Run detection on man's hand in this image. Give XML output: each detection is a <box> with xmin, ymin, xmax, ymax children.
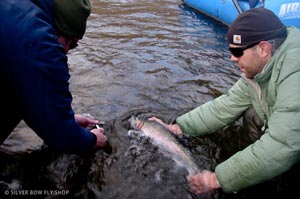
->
<box><xmin>187</xmin><ymin>170</ymin><xmax>220</xmax><ymax>195</ymax></box>
<box><xmin>75</xmin><ymin>114</ymin><xmax>108</xmax><ymax>148</ymax></box>
<box><xmin>75</xmin><ymin>114</ymin><xmax>99</xmax><ymax>128</ymax></box>
<box><xmin>148</xmin><ymin>117</ymin><xmax>183</xmax><ymax>136</ymax></box>
<box><xmin>91</xmin><ymin>128</ymin><xmax>107</xmax><ymax>148</ymax></box>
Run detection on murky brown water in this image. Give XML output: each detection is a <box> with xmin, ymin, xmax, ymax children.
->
<box><xmin>68</xmin><ymin>0</ymin><xmax>238</xmax><ymax>121</ymax></box>
<box><xmin>1</xmin><ymin>0</ymin><xmax>298</xmax><ymax>199</ymax></box>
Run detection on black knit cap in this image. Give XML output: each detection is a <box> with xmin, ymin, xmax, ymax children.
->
<box><xmin>53</xmin><ymin>0</ymin><xmax>91</xmax><ymax>38</ymax></box>
<box><xmin>227</xmin><ymin>7</ymin><xmax>287</xmax><ymax>46</ymax></box>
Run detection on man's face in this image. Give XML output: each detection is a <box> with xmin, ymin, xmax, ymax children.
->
<box><xmin>57</xmin><ymin>35</ymin><xmax>79</xmax><ymax>54</ymax></box>
<box><xmin>229</xmin><ymin>42</ymin><xmax>269</xmax><ymax>79</ymax></box>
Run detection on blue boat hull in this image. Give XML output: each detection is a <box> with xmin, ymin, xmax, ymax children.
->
<box><xmin>183</xmin><ymin>0</ymin><xmax>300</xmax><ymax>27</ymax></box>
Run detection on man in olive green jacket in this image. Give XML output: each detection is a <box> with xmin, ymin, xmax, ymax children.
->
<box><xmin>151</xmin><ymin>7</ymin><xmax>300</xmax><ymax>194</ymax></box>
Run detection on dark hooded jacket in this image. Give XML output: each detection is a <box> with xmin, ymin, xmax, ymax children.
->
<box><xmin>0</xmin><ymin>0</ymin><xmax>96</xmax><ymax>153</ymax></box>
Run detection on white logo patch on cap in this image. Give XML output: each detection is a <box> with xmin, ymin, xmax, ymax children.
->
<box><xmin>233</xmin><ymin>34</ymin><xmax>242</xmax><ymax>44</ymax></box>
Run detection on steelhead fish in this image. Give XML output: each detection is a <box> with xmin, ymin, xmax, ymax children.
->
<box><xmin>128</xmin><ymin>115</ymin><xmax>200</xmax><ymax>175</ymax></box>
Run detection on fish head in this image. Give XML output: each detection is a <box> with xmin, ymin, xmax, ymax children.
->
<box><xmin>128</xmin><ymin>115</ymin><xmax>143</xmax><ymax>130</ymax></box>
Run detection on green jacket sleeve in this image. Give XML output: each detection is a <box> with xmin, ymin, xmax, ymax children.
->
<box><xmin>176</xmin><ymin>78</ymin><xmax>252</xmax><ymax>137</ymax></box>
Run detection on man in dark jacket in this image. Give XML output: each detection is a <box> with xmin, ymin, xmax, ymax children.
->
<box><xmin>0</xmin><ymin>0</ymin><xmax>107</xmax><ymax>154</ymax></box>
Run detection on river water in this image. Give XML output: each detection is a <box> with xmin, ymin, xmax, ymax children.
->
<box><xmin>68</xmin><ymin>0</ymin><xmax>239</xmax><ymax>120</ymax></box>
<box><xmin>0</xmin><ymin>0</ymin><xmax>298</xmax><ymax>199</ymax></box>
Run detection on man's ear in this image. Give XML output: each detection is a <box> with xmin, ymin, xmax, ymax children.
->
<box><xmin>257</xmin><ymin>41</ymin><xmax>273</xmax><ymax>58</ymax></box>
